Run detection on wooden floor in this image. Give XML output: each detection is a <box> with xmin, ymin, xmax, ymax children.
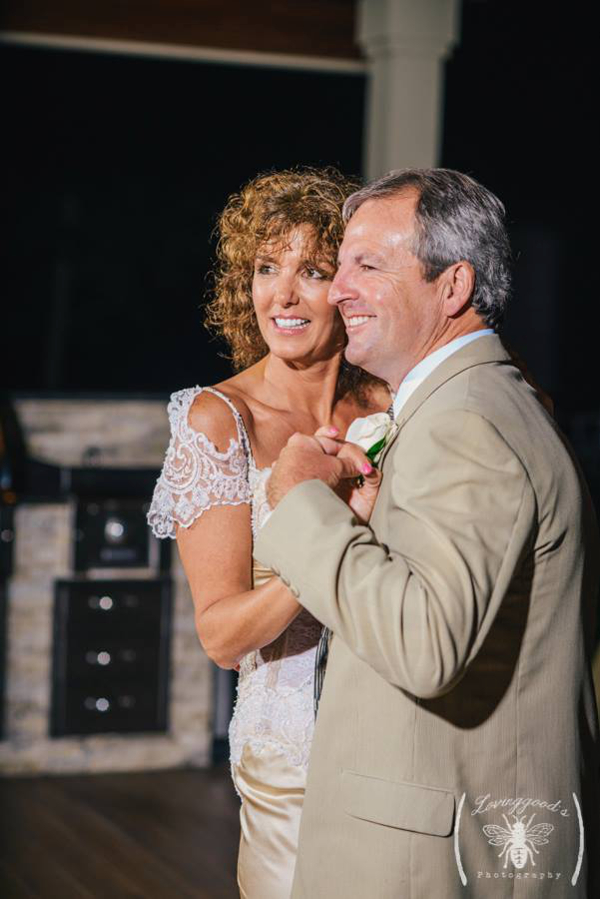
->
<box><xmin>0</xmin><ymin>766</ymin><xmax>241</xmax><ymax>899</ymax></box>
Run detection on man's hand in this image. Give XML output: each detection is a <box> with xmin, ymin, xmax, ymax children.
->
<box><xmin>313</xmin><ymin>426</ymin><xmax>382</xmax><ymax>524</ymax></box>
<box><xmin>266</xmin><ymin>430</ymin><xmax>376</xmax><ymax>511</ymax></box>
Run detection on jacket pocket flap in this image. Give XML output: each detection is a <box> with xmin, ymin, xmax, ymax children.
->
<box><xmin>342</xmin><ymin>770</ymin><xmax>455</xmax><ymax>837</ymax></box>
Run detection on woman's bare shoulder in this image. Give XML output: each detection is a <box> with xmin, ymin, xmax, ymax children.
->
<box><xmin>211</xmin><ymin>365</ymin><xmax>265</xmax><ymax>420</ymax></box>
<box><xmin>185</xmin><ymin>364</ymin><xmax>266</xmax><ymax>448</ymax></box>
<box><xmin>185</xmin><ymin>385</ymin><xmax>247</xmax><ymax>450</ymax></box>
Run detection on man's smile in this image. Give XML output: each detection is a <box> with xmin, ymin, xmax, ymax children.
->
<box><xmin>343</xmin><ymin>314</ymin><xmax>376</xmax><ymax>330</ymax></box>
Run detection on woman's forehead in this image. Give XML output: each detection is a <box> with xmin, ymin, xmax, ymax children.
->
<box><xmin>256</xmin><ymin>224</ymin><xmax>326</xmax><ymax>259</ymax></box>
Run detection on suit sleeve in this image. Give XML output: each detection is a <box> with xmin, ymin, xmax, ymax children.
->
<box><xmin>254</xmin><ymin>409</ymin><xmax>534</xmax><ymax>699</ymax></box>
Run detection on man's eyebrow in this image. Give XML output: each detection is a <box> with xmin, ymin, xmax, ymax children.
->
<box><xmin>337</xmin><ymin>251</ymin><xmax>385</xmax><ymax>266</ymax></box>
<box><xmin>356</xmin><ymin>251</ymin><xmax>385</xmax><ymax>265</ymax></box>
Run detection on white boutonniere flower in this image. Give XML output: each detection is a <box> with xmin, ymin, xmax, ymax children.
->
<box><xmin>345</xmin><ymin>412</ymin><xmax>398</xmax><ymax>466</ymax></box>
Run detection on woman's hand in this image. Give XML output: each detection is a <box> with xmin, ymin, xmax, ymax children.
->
<box><xmin>313</xmin><ymin>426</ymin><xmax>382</xmax><ymax>524</ymax></box>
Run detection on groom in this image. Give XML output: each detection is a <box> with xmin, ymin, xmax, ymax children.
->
<box><xmin>254</xmin><ymin>169</ymin><xmax>600</xmax><ymax>897</ymax></box>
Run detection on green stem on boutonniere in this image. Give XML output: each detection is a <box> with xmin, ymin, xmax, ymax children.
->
<box><xmin>356</xmin><ymin>437</ymin><xmax>387</xmax><ymax>488</ymax></box>
<box><xmin>366</xmin><ymin>437</ymin><xmax>387</xmax><ymax>464</ymax></box>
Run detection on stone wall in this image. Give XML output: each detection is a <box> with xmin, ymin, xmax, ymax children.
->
<box><xmin>14</xmin><ymin>396</ymin><xmax>172</xmax><ymax>468</ymax></box>
<box><xmin>0</xmin><ymin>397</ymin><xmax>214</xmax><ymax>775</ymax></box>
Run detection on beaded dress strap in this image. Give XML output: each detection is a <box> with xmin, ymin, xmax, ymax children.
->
<box><xmin>202</xmin><ymin>386</ymin><xmax>257</xmax><ymax>472</ymax></box>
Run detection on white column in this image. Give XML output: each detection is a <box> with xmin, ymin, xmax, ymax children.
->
<box><xmin>358</xmin><ymin>0</ymin><xmax>461</xmax><ymax>179</ymax></box>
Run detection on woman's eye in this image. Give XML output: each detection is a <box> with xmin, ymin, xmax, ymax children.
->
<box><xmin>360</xmin><ymin>264</ymin><xmax>375</xmax><ymax>272</ymax></box>
<box><xmin>305</xmin><ymin>266</ymin><xmax>328</xmax><ymax>280</ymax></box>
<box><xmin>256</xmin><ymin>263</ymin><xmax>275</xmax><ymax>275</ymax></box>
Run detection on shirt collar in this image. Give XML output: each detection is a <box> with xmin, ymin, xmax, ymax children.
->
<box><xmin>392</xmin><ymin>329</ymin><xmax>494</xmax><ymax>419</ymax></box>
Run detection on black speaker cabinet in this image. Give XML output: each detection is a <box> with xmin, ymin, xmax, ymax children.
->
<box><xmin>74</xmin><ymin>498</ymin><xmax>168</xmax><ymax>572</ymax></box>
<box><xmin>51</xmin><ymin>578</ymin><xmax>172</xmax><ymax>737</ymax></box>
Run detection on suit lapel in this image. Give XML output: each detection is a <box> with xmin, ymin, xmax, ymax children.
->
<box><xmin>378</xmin><ymin>334</ymin><xmax>512</xmax><ymax>469</ymax></box>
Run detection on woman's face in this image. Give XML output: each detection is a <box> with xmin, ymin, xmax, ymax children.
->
<box><xmin>252</xmin><ymin>225</ymin><xmax>345</xmax><ymax>365</ymax></box>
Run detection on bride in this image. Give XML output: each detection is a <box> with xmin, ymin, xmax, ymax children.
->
<box><xmin>148</xmin><ymin>167</ymin><xmax>390</xmax><ymax>898</ymax></box>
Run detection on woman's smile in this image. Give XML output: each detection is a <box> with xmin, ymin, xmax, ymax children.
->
<box><xmin>271</xmin><ymin>314</ymin><xmax>312</xmax><ymax>334</ymax></box>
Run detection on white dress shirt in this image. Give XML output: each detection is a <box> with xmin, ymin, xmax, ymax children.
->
<box><xmin>391</xmin><ymin>330</ymin><xmax>495</xmax><ymax>420</ymax></box>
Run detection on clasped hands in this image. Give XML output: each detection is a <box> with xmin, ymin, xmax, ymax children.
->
<box><xmin>265</xmin><ymin>426</ymin><xmax>382</xmax><ymax>524</ymax></box>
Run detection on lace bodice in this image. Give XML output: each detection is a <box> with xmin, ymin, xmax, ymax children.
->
<box><xmin>148</xmin><ymin>386</ymin><xmax>321</xmax><ymax>771</ymax></box>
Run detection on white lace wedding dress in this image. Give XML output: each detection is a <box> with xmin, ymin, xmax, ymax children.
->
<box><xmin>148</xmin><ymin>386</ymin><xmax>322</xmax><ymax>899</ymax></box>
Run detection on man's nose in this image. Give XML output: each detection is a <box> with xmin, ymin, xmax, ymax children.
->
<box><xmin>328</xmin><ymin>267</ymin><xmax>353</xmax><ymax>306</ymax></box>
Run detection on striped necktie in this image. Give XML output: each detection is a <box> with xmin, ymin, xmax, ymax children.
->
<box><xmin>313</xmin><ymin>626</ymin><xmax>331</xmax><ymax>717</ymax></box>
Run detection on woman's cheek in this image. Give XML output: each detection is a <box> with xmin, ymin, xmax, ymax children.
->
<box><xmin>251</xmin><ymin>295</ymin><xmax>271</xmax><ymax>343</ymax></box>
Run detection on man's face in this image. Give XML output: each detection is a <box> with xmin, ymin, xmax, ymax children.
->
<box><xmin>329</xmin><ymin>191</ymin><xmax>443</xmax><ymax>389</ymax></box>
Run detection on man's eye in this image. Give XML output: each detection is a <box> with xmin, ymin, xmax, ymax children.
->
<box><xmin>360</xmin><ymin>264</ymin><xmax>375</xmax><ymax>272</ymax></box>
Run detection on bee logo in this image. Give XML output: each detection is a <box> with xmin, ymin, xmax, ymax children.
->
<box><xmin>483</xmin><ymin>813</ymin><xmax>554</xmax><ymax>869</ymax></box>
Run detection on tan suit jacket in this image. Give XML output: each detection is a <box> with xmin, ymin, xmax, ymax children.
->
<box><xmin>255</xmin><ymin>335</ymin><xmax>600</xmax><ymax>898</ymax></box>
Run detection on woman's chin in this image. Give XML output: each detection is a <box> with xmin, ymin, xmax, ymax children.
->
<box><xmin>267</xmin><ymin>340</ymin><xmax>340</xmax><ymax>367</ymax></box>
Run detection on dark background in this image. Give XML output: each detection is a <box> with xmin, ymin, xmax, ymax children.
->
<box><xmin>1</xmin><ymin>47</ymin><xmax>365</xmax><ymax>394</ymax></box>
<box><xmin>2</xmin><ymin>2</ymin><xmax>594</xmax><ymax>421</ymax></box>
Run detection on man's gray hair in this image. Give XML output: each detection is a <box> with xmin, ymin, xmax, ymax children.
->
<box><xmin>343</xmin><ymin>168</ymin><xmax>511</xmax><ymax>328</ymax></box>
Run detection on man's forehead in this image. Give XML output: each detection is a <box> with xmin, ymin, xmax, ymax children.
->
<box><xmin>341</xmin><ymin>194</ymin><xmax>417</xmax><ymax>254</ymax></box>
<box><xmin>354</xmin><ymin>191</ymin><xmax>417</xmax><ymax>226</ymax></box>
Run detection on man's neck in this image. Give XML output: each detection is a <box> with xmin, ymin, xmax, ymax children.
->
<box><xmin>390</xmin><ymin>327</ymin><xmax>495</xmax><ymax>420</ymax></box>
<box><xmin>388</xmin><ymin>318</ymin><xmax>490</xmax><ymax>392</ymax></box>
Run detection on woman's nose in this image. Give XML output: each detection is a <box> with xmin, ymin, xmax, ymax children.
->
<box><xmin>274</xmin><ymin>274</ymin><xmax>300</xmax><ymax>306</ymax></box>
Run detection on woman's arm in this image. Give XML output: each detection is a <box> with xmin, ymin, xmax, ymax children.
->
<box><xmin>177</xmin><ymin>502</ymin><xmax>302</xmax><ymax>669</ymax></box>
<box><xmin>173</xmin><ymin>390</ymin><xmax>302</xmax><ymax>669</ymax></box>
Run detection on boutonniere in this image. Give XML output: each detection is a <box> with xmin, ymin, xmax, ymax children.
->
<box><xmin>345</xmin><ymin>412</ymin><xmax>398</xmax><ymax>467</ymax></box>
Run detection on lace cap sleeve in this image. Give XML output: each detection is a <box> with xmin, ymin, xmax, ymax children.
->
<box><xmin>147</xmin><ymin>386</ymin><xmax>252</xmax><ymax>539</ymax></box>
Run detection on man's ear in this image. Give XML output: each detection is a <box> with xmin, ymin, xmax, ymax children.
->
<box><xmin>439</xmin><ymin>261</ymin><xmax>475</xmax><ymax>317</ymax></box>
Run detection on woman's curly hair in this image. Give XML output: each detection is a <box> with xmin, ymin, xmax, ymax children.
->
<box><xmin>205</xmin><ymin>166</ymin><xmax>380</xmax><ymax>403</ymax></box>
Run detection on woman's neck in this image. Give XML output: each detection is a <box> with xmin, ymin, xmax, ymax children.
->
<box><xmin>260</xmin><ymin>352</ymin><xmax>343</xmax><ymax>422</ymax></box>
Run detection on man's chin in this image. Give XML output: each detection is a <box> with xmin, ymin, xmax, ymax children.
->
<box><xmin>343</xmin><ymin>342</ymin><xmax>378</xmax><ymax>376</ymax></box>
